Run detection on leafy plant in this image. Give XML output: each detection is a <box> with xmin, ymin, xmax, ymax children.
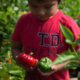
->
<box><xmin>0</xmin><ymin>0</ymin><xmax>80</xmax><ymax>79</ymax></box>
<box><xmin>0</xmin><ymin>51</ymin><xmax>25</xmax><ymax>80</ymax></box>
<box><xmin>38</xmin><ymin>23</ymin><xmax>80</xmax><ymax>77</ymax></box>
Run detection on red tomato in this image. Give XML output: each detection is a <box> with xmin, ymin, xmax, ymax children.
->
<box><xmin>24</xmin><ymin>55</ymin><xmax>35</xmax><ymax>68</ymax></box>
<box><xmin>18</xmin><ymin>52</ymin><xmax>35</xmax><ymax>68</ymax></box>
<box><xmin>18</xmin><ymin>53</ymin><xmax>26</xmax><ymax>64</ymax></box>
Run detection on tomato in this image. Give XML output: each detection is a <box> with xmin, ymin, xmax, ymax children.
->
<box><xmin>24</xmin><ymin>55</ymin><xmax>35</xmax><ymax>67</ymax></box>
<box><xmin>18</xmin><ymin>53</ymin><xmax>26</xmax><ymax>64</ymax></box>
<box><xmin>18</xmin><ymin>52</ymin><xmax>35</xmax><ymax>68</ymax></box>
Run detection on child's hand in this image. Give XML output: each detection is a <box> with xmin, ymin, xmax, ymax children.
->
<box><xmin>21</xmin><ymin>59</ymin><xmax>38</xmax><ymax>72</ymax></box>
<box><xmin>37</xmin><ymin>61</ymin><xmax>71</xmax><ymax>77</ymax></box>
<box><xmin>16</xmin><ymin>56</ymin><xmax>38</xmax><ymax>72</ymax></box>
<box><xmin>37</xmin><ymin>68</ymin><xmax>55</xmax><ymax>77</ymax></box>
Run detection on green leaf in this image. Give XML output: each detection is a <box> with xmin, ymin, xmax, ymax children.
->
<box><xmin>66</xmin><ymin>38</ymin><xmax>80</xmax><ymax>46</ymax></box>
<box><xmin>0</xmin><ymin>66</ymin><xmax>7</xmax><ymax>75</ymax></box>
<box><xmin>65</xmin><ymin>39</ymin><xmax>74</xmax><ymax>45</ymax></box>
<box><xmin>78</xmin><ymin>35</ymin><xmax>80</xmax><ymax>38</ymax></box>
<box><xmin>60</xmin><ymin>23</ymin><xmax>74</xmax><ymax>41</ymax></box>
<box><xmin>0</xmin><ymin>78</ymin><xmax>3</xmax><ymax>80</ymax></box>
<box><xmin>0</xmin><ymin>11</ymin><xmax>7</xmax><ymax>20</ymax></box>
<box><xmin>63</xmin><ymin>62</ymin><xmax>79</xmax><ymax>69</ymax></box>
<box><xmin>5</xmin><ymin>63</ymin><xmax>21</xmax><ymax>71</ymax></box>
<box><xmin>52</xmin><ymin>49</ymin><xmax>78</xmax><ymax>65</ymax></box>
<box><xmin>5</xmin><ymin>63</ymin><xmax>13</xmax><ymax>71</ymax></box>
<box><xmin>9</xmin><ymin>76</ymin><xmax>18</xmax><ymax>80</ymax></box>
<box><xmin>73</xmin><ymin>38</ymin><xmax>80</xmax><ymax>46</ymax></box>
<box><xmin>78</xmin><ymin>52</ymin><xmax>80</xmax><ymax>58</ymax></box>
<box><xmin>7</xmin><ymin>51</ymin><xmax>11</xmax><ymax>58</ymax></box>
<box><xmin>9</xmin><ymin>70</ymin><xmax>22</xmax><ymax>75</ymax></box>
<box><xmin>77</xmin><ymin>72</ymin><xmax>80</xmax><ymax>80</ymax></box>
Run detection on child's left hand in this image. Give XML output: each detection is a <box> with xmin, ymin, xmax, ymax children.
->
<box><xmin>37</xmin><ymin>61</ymin><xmax>71</xmax><ymax>77</ymax></box>
<box><xmin>37</xmin><ymin>68</ymin><xmax>55</xmax><ymax>77</ymax></box>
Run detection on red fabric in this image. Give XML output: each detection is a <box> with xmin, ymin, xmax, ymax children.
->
<box><xmin>11</xmin><ymin>10</ymin><xmax>80</xmax><ymax>80</ymax></box>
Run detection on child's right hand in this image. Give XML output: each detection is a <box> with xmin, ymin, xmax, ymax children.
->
<box><xmin>22</xmin><ymin>59</ymin><xmax>39</xmax><ymax>72</ymax></box>
<box><xmin>16</xmin><ymin>56</ymin><xmax>38</xmax><ymax>72</ymax></box>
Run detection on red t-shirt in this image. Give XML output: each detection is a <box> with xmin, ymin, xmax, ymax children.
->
<box><xmin>11</xmin><ymin>10</ymin><xmax>80</xmax><ymax>80</ymax></box>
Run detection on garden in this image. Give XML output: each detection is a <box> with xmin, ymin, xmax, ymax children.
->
<box><xmin>0</xmin><ymin>0</ymin><xmax>80</xmax><ymax>80</ymax></box>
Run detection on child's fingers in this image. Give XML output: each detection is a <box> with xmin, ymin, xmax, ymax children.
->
<box><xmin>33</xmin><ymin>59</ymin><xmax>38</xmax><ymax>67</ymax></box>
<box><xmin>15</xmin><ymin>56</ymin><xmax>18</xmax><ymax>59</ymax></box>
<box><xmin>25</xmin><ymin>59</ymin><xmax>39</xmax><ymax>71</ymax></box>
<box><xmin>17</xmin><ymin>58</ymin><xmax>38</xmax><ymax>71</ymax></box>
<box><xmin>35</xmin><ymin>59</ymin><xmax>39</xmax><ymax>65</ymax></box>
<box><xmin>21</xmin><ymin>64</ymin><xmax>34</xmax><ymax>71</ymax></box>
<box><xmin>37</xmin><ymin>68</ymin><xmax>54</xmax><ymax>77</ymax></box>
<box><xmin>51</xmin><ymin>65</ymin><xmax>56</xmax><ymax>70</ymax></box>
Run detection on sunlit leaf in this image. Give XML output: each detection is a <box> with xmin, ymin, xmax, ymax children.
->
<box><xmin>63</xmin><ymin>62</ymin><xmax>79</xmax><ymax>69</ymax></box>
<box><xmin>73</xmin><ymin>38</ymin><xmax>80</xmax><ymax>46</ymax></box>
<box><xmin>52</xmin><ymin>49</ymin><xmax>78</xmax><ymax>65</ymax></box>
<box><xmin>9</xmin><ymin>70</ymin><xmax>22</xmax><ymax>74</ymax></box>
<box><xmin>9</xmin><ymin>76</ymin><xmax>17</xmax><ymax>80</ymax></box>
<box><xmin>65</xmin><ymin>39</ymin><xmax>74</xmax><ymax>45</ymax></box>
<box><xmin>60</xmin><ymin>23</ymin><xmax>74</xmax><ymax>41</ymax></box>
<box><xmin>7</xmin><ymin>51</ymin><xmax>11</xmax><ymax>58</ymax></box>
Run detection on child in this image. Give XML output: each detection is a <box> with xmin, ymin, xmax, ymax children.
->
<box><xmin>11</xmin><ymin>0</ymin><xmax>80</xmax><ymax>80</ymax></box>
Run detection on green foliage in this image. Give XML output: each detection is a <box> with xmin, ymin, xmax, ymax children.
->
<box><xmin>59</xmin><ymin>0</ymin><xmax>80</xmax><ymax>27</ymax></box>
<box><xmin>39</xmin><ymin>23</ymin><xmax>80</xmax><ymax>73</ymax></box>
<box><xmin>0</xmin><ymin>0</ymin><xmax>28</xmax><ymax>79</ymax></box>
<box><xmin>0</xmin><ymin>51</ymin><xmax>25</xmax><ymax>80</ymax></box>
<box><xmin>60</xmin><ymin>23</ymin><xmax>74</xmax><ymax>41</ymax></box>
<box><xmin>60</xmin><ymin>23</ymin><xmax>80</xmax><ymax>46</ymax></box>
<box><xmin>0</xmin><ymin>0</ymin><xmax>28</xmax><ymax>49</ymax></box>
<box><xmin>60</xmin><ymin>23</ymin><xmax>80</xmax><ymax>68</ymax></box>
<box><xmin>77</xmin><ymin>72</ymin><xmax>80</xmax><ymax>80</ymax></box>
<box><xmin>59</xmin><ymin>23</ymin><xmax>80</xmax><ymax>78</ymax></box>
<box><xmin>0</xmin><ymin>0</ymin><xmax>80</xmax><ymax>80</ymax></box>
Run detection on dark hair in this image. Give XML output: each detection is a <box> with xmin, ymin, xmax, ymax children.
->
<box><xmin>36</xmin><ymin>0</ymin><xmax>61</xmax><ymax>4</ymax></box>
<box><xmin>58</xmin><ymin>0</ymin><xmax>61</xmax><ymax>4</ymax></box>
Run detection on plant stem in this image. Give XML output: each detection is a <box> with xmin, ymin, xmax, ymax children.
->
<box><xmin>72</xmin><ymin>46</ymin><xmax>80</xmax><ymax>61</ymax></box>
<box><xmin>29</xmin><ymin>52</ymin><xmax>33</xmax><ymax>56</ymax></box>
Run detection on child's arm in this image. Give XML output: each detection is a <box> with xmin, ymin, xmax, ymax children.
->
<box><xmin>37</xmin><ymin>61</ymin><xmax>71</xmax><ymax>77</ymax></box>
<box><xmin>37</xmin><ymin>48</ymin><xmax>80</xmax><ymax>77</ymax></box>
<box><xmin>11</xmin><ymin>41</ymin><xmax>38</xmax><ymax>72</ymax></box>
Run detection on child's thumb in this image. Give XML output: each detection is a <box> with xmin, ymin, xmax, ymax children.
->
<box><xmin>15</xmin><ymin>56</ymin><xmax>18</xmax><ymax>59</ymax></box>
<box><xmin>51</xmin><ymin>65</ymin><xmax>56</xmax><ymax>70</ymax></box>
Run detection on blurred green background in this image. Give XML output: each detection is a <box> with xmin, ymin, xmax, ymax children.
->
<box><xmin>0</xmin><ymin>0</ymin><xmax>80</xmax><ymax>80</ymax></box>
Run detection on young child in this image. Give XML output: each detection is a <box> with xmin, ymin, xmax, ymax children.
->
<box><xmin>11</xmin><ymin>0</ymin><xmax>80</xmax><ymax>80</ymax></box>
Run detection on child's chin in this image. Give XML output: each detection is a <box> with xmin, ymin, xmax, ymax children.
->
<box><xmin>39</xmin><ymin>18</ymin><xmax>49</xmax><ymax>21</ymax></box>
<box><xmin>36</xmin><ymin>16</ymin><xmax>49</xmax><ymax>21</ymax></box>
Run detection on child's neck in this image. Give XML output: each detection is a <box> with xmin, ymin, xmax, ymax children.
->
<box><xmin>49</xmin><ymin>9</ymin><xmax>59</xmax><ymax>18</ymax></box>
